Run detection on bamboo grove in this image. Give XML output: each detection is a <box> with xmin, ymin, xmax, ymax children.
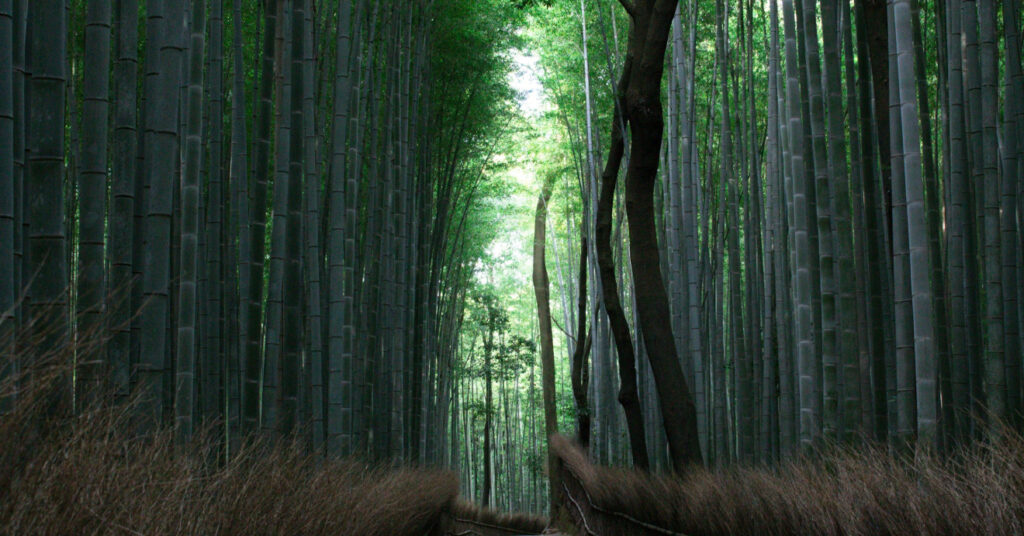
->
<box><xmin>0</xmin><ymin>0</ymin><xmax>521</xmax><ymax>463</ymax></box>
<box><xmin>3</xmin><ymin>0</ymin><xmax>1024</xmax><ymax>518</ymax></box>
<box><xmin>513</xmin><ymin>0</ymin><xmax>1024</xmax><ymax>475</ymax></box>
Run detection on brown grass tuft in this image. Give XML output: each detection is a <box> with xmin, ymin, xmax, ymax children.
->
<box><xmin>0</xmin><ymin>337</ymin><xmax>461</xmax><ymax>535</ymax></box>
<box><xmin>552</xmin><ymin>434</ymin><xmax>1024</xmax><ymax>536</ymax></box>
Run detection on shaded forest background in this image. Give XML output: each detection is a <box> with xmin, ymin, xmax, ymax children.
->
<box><xmin>1</xmin><ymin>0</ymin><xmax>1023</xmax><ymax>517</ymax></box>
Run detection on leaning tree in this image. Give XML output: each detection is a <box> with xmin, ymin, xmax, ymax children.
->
<box><xmin>602</xmin><ymin>0</ymin><xmax>704</xmax><ymax>472</ymax></box>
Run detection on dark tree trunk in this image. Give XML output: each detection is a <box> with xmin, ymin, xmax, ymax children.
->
<box><xmin>571</xmin><ymin>237</ymin><xmax>591</xmax><ymax>449</ymax></box>
<box><xmin>139</xmin><ymin>0</ymin><xmax>183</xmax><ymax>430</ymax></box>
<box><xmin>595</xmin><ymin>57</ymin><xmax>651</xmax><ymax>471</ymax></box>
<box><xmin>855</xmin><ymin>0</ymin><xmax>892</xmax><ymax>443</ymax></box>
<box><xmin>228</xmin><ymin>0</ymin><xmax>249</xmax><ymax>454</ymax></box>
<box><xmin>76</xmin><ymin>0</ymin><xmax>112</xmax><ymax>407</ymax></box>
<box><xmin>203</xmin><ymin>0</ymin><xmax>225</xmax><ymax>428</ymax></box>
<box><xmin>176</xmin><ymin>0</ymin><xmax>206</xmax><ymax>443</ymax></box>
<box><xmin>621</xmin><ymin>0</ymin><xmax>704</xmax><ymax>472</ymax></box>
<box><xmin>859</xmin><ymin>0</ymin><xmax>893</xmax><ymax>239</ymax></box>
<box><xmin>243</xmin><ymin>0</ymin><xmax>277</xmax><ymax>436</ymax></box>
<box><xmin>0</xmin><ymin>0</ymin><xmax>12</xmax><ymax>396</ymax></box>
<box><xmin>280</xmin><ymin>0</ymin><xmax>305</xmax><ymax>436</ymax></box>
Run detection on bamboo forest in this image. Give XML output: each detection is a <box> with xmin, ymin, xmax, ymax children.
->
<box><xmin>3</xmin><ymin>0</ymin><xmax>1024</xmax><ymax>534</ymax></box>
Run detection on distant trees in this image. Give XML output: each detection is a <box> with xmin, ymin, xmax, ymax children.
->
<box><xmin>466</xmin><ymin>290</ymin><xmax>535</xmax><ymax>507</ymax></box>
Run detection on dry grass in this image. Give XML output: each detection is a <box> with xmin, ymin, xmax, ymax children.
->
<box><xmin>553</xmin><ymin>434</ymin><xmax>1024</xmax><ymax>535</ymax></box>
<box><xmin>0</xmin><ymin>340</ymin><xmax>462</xmax><ymax>535</ymax></box>
<box><xmin>15</xmin><ymin>329</ymin><xmax>1024</xmax><ymax>536</ymax></box>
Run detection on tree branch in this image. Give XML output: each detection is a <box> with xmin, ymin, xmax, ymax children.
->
<box><xmin>617</xmin><ymin>0</ymin><xmax>637</xmax><ymax>18</ymax></box>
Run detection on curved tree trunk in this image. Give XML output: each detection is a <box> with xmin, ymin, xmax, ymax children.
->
<box><xmin>595</xmin><ymin>56</ymin><xmax>651</xmax><ymax>471</ymax></box>
<box><xmin>621</xmin><ymin>0</ymin><xmax>703</xmax><ymax>472</ymax></box>
<box><xmin>532</xmin><ymin>178</ymin><xmax>558</xmax><ymax>515</ymax></box>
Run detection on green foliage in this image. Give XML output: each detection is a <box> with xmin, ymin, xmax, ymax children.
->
<box><xmin>464</xmin><ymin>288</ymin><xmax>535</xmax><ymax>380</ymax></box>
<box><xmin>512</xmin><ymin>0</ymin><xmax>554</xmax><ymax>9</ymax></box>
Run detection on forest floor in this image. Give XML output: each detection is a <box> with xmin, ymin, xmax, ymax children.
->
<box><xmin>0</xmin><ymin>352</ymin><xmax>550</xmax><ymax>535</ymax></box>
<box><xmin>6</xmin><ymin>352</ymin><xmax>1024</xmax><ymax>535</ymax></box>
<box><xmin>552</xmin><ymin>432</ymin><xmax>1024</xmax><ymax>535</ymax></box>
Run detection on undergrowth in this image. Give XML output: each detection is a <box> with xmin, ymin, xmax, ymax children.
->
<box><xmin>7</xmin><ymin>328</ymin><xmax>1024</xmax><ymax>536</ymax></box>
<box><xmin>554</xmin><ymin>430</ymin><xmax>1024</xmax><ymax>535</ymax></box>
<box><xmin>0</xmin><ymin>336</ymin><xmax>459</xmax><ymax>535</ymax></box>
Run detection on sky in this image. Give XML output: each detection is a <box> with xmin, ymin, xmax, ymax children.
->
<box><xmin>475</xmin><ymin>46</ymin><xmax>548</xmax><ymax>292</ymax></box>
<box><xmin>509</xmin><ymin>48</ymin><xmax>545</xmax><ymax>119</ymax></box>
